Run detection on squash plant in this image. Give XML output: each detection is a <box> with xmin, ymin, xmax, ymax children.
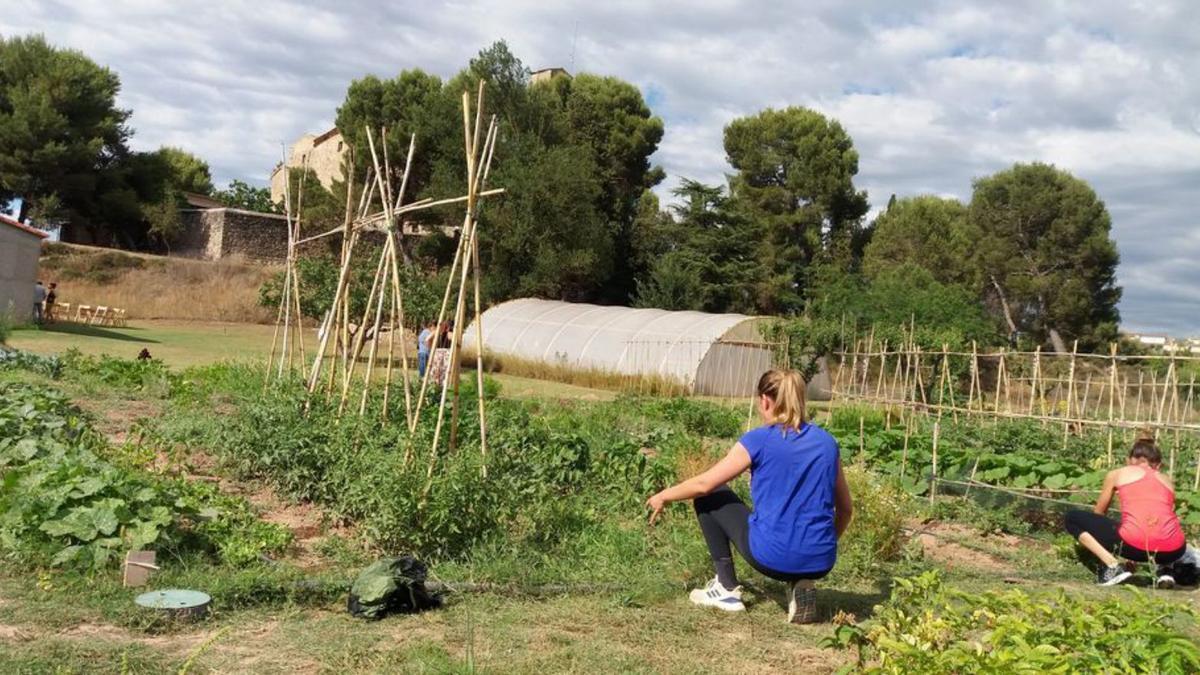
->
<box><xmin>0</xmin><ymin>382</ymin><xmax>289</xmax><ymax>570</ymax></box>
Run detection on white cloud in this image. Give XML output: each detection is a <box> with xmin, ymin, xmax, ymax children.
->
<box><xmin>5</xmin><ymin>0</ymin><xmax>1200</xmax><ymax>333</ymax></box>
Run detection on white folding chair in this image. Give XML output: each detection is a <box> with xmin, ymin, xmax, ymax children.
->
<box><xmin>90</xmin><ymin>306</ymin><xmax>108</xmax><ymax>326</ymax></box>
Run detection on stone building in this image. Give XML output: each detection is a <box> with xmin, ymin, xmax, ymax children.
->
<box><xmin>531</xmin><ymin>67</ymin><xmax>569</xmax><ymax>85</ymax></box>
<box><xmin>269</xmin><ymin>127</ymin><xmax>347</xmax><ymax>205</ymax></box>
<box><xmin>0</xmin><ymin>214</ymin><xmax>48</xmax><ymax>322</ymax></box>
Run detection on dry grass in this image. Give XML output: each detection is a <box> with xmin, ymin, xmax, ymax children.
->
<box><xmin>39</xmin><ymin>244</ymin><xmax>277</xmax><ymax>323</ymax></box>
<box><xmin>472</xmin><ymin>351</ymin><xmax>692</xmax><ymax>396</ymax></box>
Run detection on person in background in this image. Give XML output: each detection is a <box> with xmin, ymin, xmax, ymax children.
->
<box><xmin>645</xmin><ymin>369</ymin><xmax>854</xmax><ymax>623</ymax></box>
<box><xmin>1064</xmin><ymin>430</ymin><xmax>1187</xmax><ymax>586</ymax></box>
<box><xmin>417</xmin><ymin>322</ymin><xmax>434</xmax><ymax>377</ymax></box>
<box><xmin>32</xmin><ymin>281</ymin><xmax>46</xmax><ymax>325</ymax></box>
<box><xmin>44</xmin><ymin>283</ymin><xmax>58</xmax><ymax>323</ymax></box>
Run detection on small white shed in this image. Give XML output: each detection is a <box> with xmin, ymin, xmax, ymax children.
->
<box><xmin>0</xmin><ymin>214</ymin><xmax>49</xmax><ymax>322</ymax></box>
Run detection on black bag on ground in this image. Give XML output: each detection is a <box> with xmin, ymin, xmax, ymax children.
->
<box><xmin>347</xmin><ymin>556</ymin><xmax>442</xmax><ymax>620</ymax></box>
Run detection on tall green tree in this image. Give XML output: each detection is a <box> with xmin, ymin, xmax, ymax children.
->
<box><xmin>561</xmin><ymin>74</ymin><xmax>665</xmax><ymax>301</ymax></box>
<box><xmin>332</xmin><ymin>41</ymin><xmax>664</xmax><ymax>307</ymax></box>
<box><xmin>335</xmin><ymin>68</ymin><xmax>444</xmax><ymax>194</ymax></box>
<box><xmin>862</xmin><ymin>195</ymin><xmax>978</xmax><ymax>289</ymax></box>
<box><xmin>635</xmin><ymin>179</ymin><xmax>759</xmax><ymax>313</ymax></box>
<box><xmin>723</xmin><ymin>107</ymin><xmax>869</xmax><ymax>313</ymax></box>
<box><xmin>0</xmin><ymin>34</ymin><xmax>130</xmax><ymax>231</ymax></box>
<box><xmin>214</xmin><ymin>180</ymin><xmax>277</xmax><ymax>213</ymax></box>
<box><xmin>482</xmin><ymin>138</ymin><xmax>611</xmax><ymax>301</ymax></box>
<box><xmin>969</xmin><ymin>162</ymin><xmax>1121</xmax><ymax>351</ymax></box>
<box><xmin>153</xmin><ymin>146</ymin><xmax>213</xmax><ymax>195</ymax></box>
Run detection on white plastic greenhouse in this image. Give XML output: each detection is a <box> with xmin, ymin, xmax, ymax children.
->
<box><xmin>462</xmin><ymin>298</ymin><xmax>776</xmax><ymax>396</ymax></box>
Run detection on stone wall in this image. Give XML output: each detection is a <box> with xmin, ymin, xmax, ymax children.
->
<box><xmin>177</xmin><ymin>208</ymin><xmax>294</xmax><ymax>262</ymax></box>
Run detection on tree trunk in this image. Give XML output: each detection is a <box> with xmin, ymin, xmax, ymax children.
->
<box><xmin>1048</xmin><ymin>328</ymin><xmax>1068</xmax><ymax>354</ymax></box>
<box><xmin>989</xmin><ymin>275</ymin><xmax>1018</xmax><ymax>334</ymax></box>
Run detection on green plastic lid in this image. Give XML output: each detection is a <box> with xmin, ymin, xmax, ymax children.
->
<box><xmin>134</xmin><ymin>589</ymin><xmax>211</xmax><ymax>610</ymax></box>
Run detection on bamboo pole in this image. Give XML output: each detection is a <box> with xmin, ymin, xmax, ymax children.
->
<box><xmin>387</xmin><ymin>134</ymin><xmax>419</xmax><ymax>426</ymax></box>
<box><xmin>446</xmin><ymin>82</ymin><xmax>487</xmax><ymax>453</ymax></box>
<box><xmin>966</xmin><ymin>341</ymin><xmax>979</xmax><ymax>413</ymax></box>
<box><xmin>358</xmin><ymin>242</ymin><xmax>392</xmax><ymax>416</ymax></box>
<box><xmin>1029</xmin><ymin>346</ymin><xmax>1041</xmax><ymax>416</ymax></box>
<box><xmin>930</xmin><ymin>420</ymin><xmax>940</xmax><ymax>504</ymax></box>
<box><xmin>338</xmin><ymin>236</ymin><xmax>389</xmax><ymax>415</ymax></box>
<box><xmin>875</xmin><ymin>341</ymin><xmax>888</xmax><ymax>402</ymax></box>
<box><xmin>305</xmin><ymin>167</ymin><xmax>368</xmax><ymax>396</ymax></box>
<box><xmin>1063</xmin><ymin>341</ymin><xmax>1078</xmax><ymax>448</ymax></box>
<box><xmin>422</xmin><ymin>85</ymin><xmax>495</xmax><ymax>495</ymax></box>
<box><xmin>1135</xmin><ymin>371</ymin><xmax>1146</xmax><ymax>423</ymax></box>
<box><xmin>1107</xmin><ymin>343</ymin><xmax>1118</xmax><ymax>465</ymax></box>
<box><xmin>992</xmin><ymin>349</ymin><xmax>1004</xmax><ymax>415</ymax></box>
<box><xmin>471</xmin><ymin>121</ymin><xmax>499</xmax><ymax>476</ymax></box>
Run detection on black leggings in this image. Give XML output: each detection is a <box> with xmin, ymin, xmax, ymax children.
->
<box><xmin>694</xmin><ymin>485</ymin><xmax>831</xmax><ymax>587</ymax></box>
<box><xmin>1064</xmin><ymin>510</ymin><xmax>1186</xmax><ymax>564</ymax></box>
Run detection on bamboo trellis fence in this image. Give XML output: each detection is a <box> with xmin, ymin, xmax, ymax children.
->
<box><xmin>830</xmin><ymin>331</ymin><xmax>1200</xmax><ymax>488</ymax></box>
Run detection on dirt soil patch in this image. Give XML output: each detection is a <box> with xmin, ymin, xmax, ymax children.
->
<box><xmin>912</xmin><ymin>521</ymin><xmax>1022</xmax><ymax>574</ymax></box>
<box><xmin>75</xmin><ymin>396</ymin><xmax>163</xmax><ymax>445</ymax></box>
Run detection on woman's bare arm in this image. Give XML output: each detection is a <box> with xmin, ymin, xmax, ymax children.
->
<box><xmin>1094</xmin><ymin>470</ymin><xmax>1118</xmax><ymax>514</ymax></box>
<box><xmin>646</xmin><ymin>443</ymin><xmax>752</xmax><ymax>523</ymax></box>
<box><xmin>834</xmin><ymin>460</ymin><xmax>854</xmax><ymax>538</ymax></box>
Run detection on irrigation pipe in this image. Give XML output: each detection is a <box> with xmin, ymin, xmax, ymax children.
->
<box><xmin>934</xmin><ymin>478</ymin><xmax>1097</xmax><ymax>508</ymax></box>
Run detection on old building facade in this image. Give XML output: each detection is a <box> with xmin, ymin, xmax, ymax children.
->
<box><xmin>0</xmin><ymin>214</ymin><xmax>48</xmax><ymax>321</ymax></box>
<box><xmin>269</xmin><ymin>127</ymin><xmax>347</xmax><ymax>205</ymax></box>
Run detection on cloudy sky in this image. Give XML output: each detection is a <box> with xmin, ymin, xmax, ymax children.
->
<box><xmin>9</xmin><ymin>1</ymin><xmax>1199</xmax><ymax>333</ymax></box>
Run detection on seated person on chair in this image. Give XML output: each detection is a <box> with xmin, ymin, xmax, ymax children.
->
<box><xmin>1064</xmin><ymin>431</ymin><xmax>1186</xmax><ymax>587</ymax></box>
<box><xmin>645</xmin><ymin>369</ymin><xmax>854</xmax><ymax>623</ymax></box>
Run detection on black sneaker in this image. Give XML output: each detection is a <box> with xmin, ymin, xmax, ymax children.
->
<box><xmin>787</xmin><ymin>582</ymin><xmax>818</xmax><ymax>624</ymax></box>
<box><xmin>1156</xmin><ymin>566</ymin><xmax>1177</xmax><ymax>589</ymax></box>
<box><xmin>1097</xmin><ymin>564</ymin><xmax>1132</xmax><ymax>586</ymax></box>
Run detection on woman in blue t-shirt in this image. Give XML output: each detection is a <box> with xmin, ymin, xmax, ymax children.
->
<box><xmin>646</xmin><ymin>369</ymin><xmax>853</xmax><ymax>623</ymax></box>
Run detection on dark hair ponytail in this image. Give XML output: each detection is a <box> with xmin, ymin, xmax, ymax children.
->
<box><xmin>1130</xmin><ymin>429</ymin><xmax>1162</xmax><ymax>467</ymax></box>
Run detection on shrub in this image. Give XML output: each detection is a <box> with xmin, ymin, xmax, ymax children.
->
<box><xmin>836</xmin><ymin>465</ymin><xmax>911</xmax><ymax>578</ymax></box>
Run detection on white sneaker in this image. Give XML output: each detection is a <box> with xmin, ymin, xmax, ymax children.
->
<box><xmin>688</xmin><ymin>577</ymin><xmax>745</xmax><ymax>612</ymax></box>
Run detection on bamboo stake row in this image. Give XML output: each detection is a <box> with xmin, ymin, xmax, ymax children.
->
<box><xmin>831</xmin><ymin>333</ymin><xmax>1200</xmax><ymax>480</ymax></box>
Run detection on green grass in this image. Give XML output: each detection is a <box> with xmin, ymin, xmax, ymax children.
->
<box><xmin>7</xmin><ymin>320</ymin><xmax>618</xmax><ymax>402</ymax></box>
<box><xmin>9</xmin><ymin>320</ymin><xmax>285</xmax><ymax>368</ymax></box>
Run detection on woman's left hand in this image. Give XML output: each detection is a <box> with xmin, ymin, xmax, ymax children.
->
<box><xmin>646</xmin><ymin>492</ymin><xmax>667</xmax><ymax>526</ymax></box>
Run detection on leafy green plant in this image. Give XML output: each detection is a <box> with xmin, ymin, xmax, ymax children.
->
<box><xmin>0</xmin><ymin>348</ymin><xmax>63</xmax><ymax>378</ymax></box>
<box><xmin>826</xmin><ymin>570</ymin><xmax>1200</xmax><ymax>673</ymax></box>
<box><xmin>0</xmin><ymin>382</ymin><xmax>290</xmax><ymax>570</ymax></box>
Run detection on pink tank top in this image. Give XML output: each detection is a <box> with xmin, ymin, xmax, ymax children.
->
<box><xmin>1117</xmin><ymin>469</ymin><xmax>1185</xmax><ymax>552</ymax></box>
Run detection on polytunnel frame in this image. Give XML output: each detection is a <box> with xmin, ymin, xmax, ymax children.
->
<box><xmin>464</xmin><ymin>298</ymin><xmax>781</xmax><ymax>395</ymax></box>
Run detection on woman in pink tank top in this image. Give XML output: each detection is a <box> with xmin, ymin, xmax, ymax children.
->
<box><xmin>1064</xmin><ymin>432</ymin><xmax>1187</xmax><ymax>587</ymax></box>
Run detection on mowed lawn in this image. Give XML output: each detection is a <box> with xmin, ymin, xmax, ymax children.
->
<box><xmin>8</xmin><ymin>320</ymin><xmax>615</xmax><ymax>400</ymax></box>
<box><xmin>9</xmin><ymin>320</ymin><xmax>288</xmax><ymax>367</ymax></box>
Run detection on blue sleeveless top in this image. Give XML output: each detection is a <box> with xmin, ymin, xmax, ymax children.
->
<box><xmin>740</xmin><ymin>422</ymin><xmax>840</xmax><ymax>574</ymax></box>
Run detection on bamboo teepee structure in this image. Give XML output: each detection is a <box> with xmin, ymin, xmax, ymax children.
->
<box><xmin>267</xmin><ymin>81</ymin><xmax>504</xmax><ymax>473</ymax></box>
